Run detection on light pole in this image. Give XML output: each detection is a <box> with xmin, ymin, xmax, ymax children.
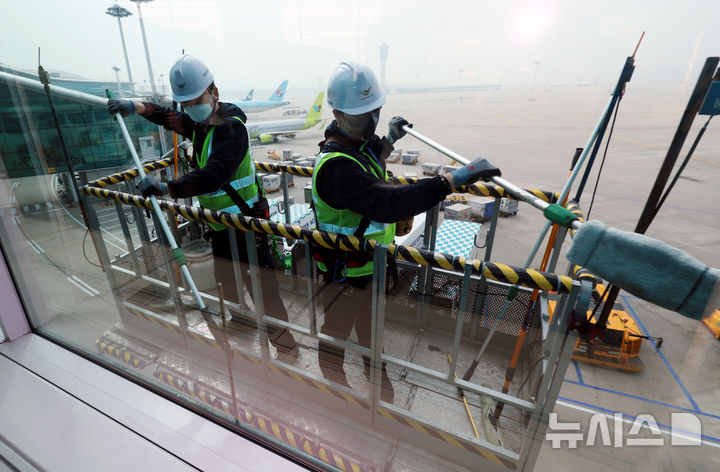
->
<box><xmin>130</xmin><ymin>0</ymin><xmax>157</xmax><ymax>99</ymax></box>
<box><xmin>106</xmin><ymin>4</ymin><xmax>134</xmax><ymax>94</ymax></box>
<box><xmin>112</xmin><ymin>66</ymin><xmax>123</xmax><ymax>96</ymax></box>
<box><xmin>379</xmin><ymin>42</ymin><xmax>389</xmax><ymax>90</ymax></box>
<box><xmin>532</xmin><ymin>60</ymin><xmax>541</xmax><ymax>92</ymax></box>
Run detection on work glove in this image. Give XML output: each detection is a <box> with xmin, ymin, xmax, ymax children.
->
<box><xmin>137</xmin><ymin>176</ymin><xmax>168</xmax><ymax>198</ymax></box>
<box><xmin>450</xmin><ymin>158</ymin><xmax>501</xmax><ymax>188</ymax></box>
<box><xmin>107</xmin><ymin>99</ymin><xmax>135</xmax><ymax>117</ymax></box>
<box><xmin>386</xmin><ymin>116</ymin><xmax>412</xmax><ymax>145</ymax></box>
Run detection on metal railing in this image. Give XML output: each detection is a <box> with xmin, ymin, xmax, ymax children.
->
<box><xmin>78</xmin><ymin>157</ymin><xmax>590</xmax><ymax>471</ymax></box>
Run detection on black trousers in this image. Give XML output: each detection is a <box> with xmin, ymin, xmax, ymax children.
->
<box><xmin>210</xmin><ymin>228</ymin><xmax>292</xmax><ymax>347</ymax></box>
<box><xmin>317</xmin><ymin>265</ymin><xmax>375</xmax><ymax>377</ymax></box>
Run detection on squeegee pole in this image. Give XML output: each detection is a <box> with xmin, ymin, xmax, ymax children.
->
<box><xmin>107</xmin><ymin>91</ymin><xmax>206</xmax><ymax>310</ymax></box>
<box><xmin>403</xmin><ymin>127</ymin><xmax>471</xmax><ymax>165</ymax></box>
<box><xmin>403</xmin><ymin>126</ymin><xmax>582</xmax><ymax>231</ymax></box>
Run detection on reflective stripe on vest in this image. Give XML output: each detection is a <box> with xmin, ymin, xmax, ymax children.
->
<box><xmin>312</xmin><ymin>150</ymin><xmax>396</xmax><ymax>277</ymax></box>
<box><xmin>193</xmin><ymin>116</ymin><xmax>258</xmax><ymax>230</ymax></box>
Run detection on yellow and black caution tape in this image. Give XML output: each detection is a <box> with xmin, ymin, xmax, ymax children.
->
<box><xmin>376</xmin><ymin>407</ymin><xmax>517</xmax><ymax>470</ymax></box>
<box><xmin>388</xmin><ymin>176</ymin><xmax>559</xmax><ymax>203</ymax></box>
<box><xmin>95</xmin><ymin>336</ymin><xmax>152</xmax><ymax>369</ymax></box>
<box><xmin>81</xmin><ymin>185</ymin><xmax>575</xmax><ymax>294</ymax></box>
<box><xmin>121</xmin><ymin>303</ymin><xmax>182</xmax><ymax>334</ymax></box>
<box><xmin>87</xmin><ymin>157</ymin><xmax>174</xmax><ymax>188</ymax></box>
<box><xmin>154</xmin><ymin>364</ymin><xmax>367</xmax><ymax>472</ymax></box>
<box><xmin>267</xmin><ymin>364</ymin><xmax>371</xmax><ymax>410</ymax></box>
<box><xmin>564</xmin><ymin>201</ymin><xmax>585</xmax><ymax>237</ymax></box>
<box><xmin>254</xmin><ymin>161</ymin><xmax>315</xmax><ymax>177</ymax></box>
<box><xmin>573</xmin><ymin>265</ymin><xmax>599</xmax><ymax>287</ymax></box>
<box><xmin>90</xmin><ymin>157</ymin><xmax>559</xmax><ymax>204</ymax></box>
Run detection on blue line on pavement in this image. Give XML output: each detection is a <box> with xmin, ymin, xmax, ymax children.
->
<box><xmin>573</xmin><ymin>360</ymin><xmax>585</xmax><ymax>385</ymax></box>
<box><xmin>557</xmin><ymin>396</ymin><xmax>720</xmax><ymax>444</ymax></box>
<box><xmin>563</xmin><ymin>379</ymin><xmax>720</xmax><ymax>421</ymax></box>
<box><xmin>621</xmin><ymin>295</ymin><xmax>701</xmax><ymax>412</ymax></box>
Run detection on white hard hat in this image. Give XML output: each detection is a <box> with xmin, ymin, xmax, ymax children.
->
<box><xmin>327</xmin><ymin>62</ymin><xmax>386</xmax><ymax>115</ymax></box>
<box><xmin>169</xmin><ymin>55</ymin><xmax>214</xmax><ymax>102</ymax></box>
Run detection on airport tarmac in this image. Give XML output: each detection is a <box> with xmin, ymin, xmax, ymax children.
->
<box><xmin>6</xmin><ymin>82</ymin><xmax>720</xmax><ymax>471</ymax></box>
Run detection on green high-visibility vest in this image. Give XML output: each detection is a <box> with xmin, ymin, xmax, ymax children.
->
<box><xmin>194</xmin><ymin>116</ymin><xmax>259</xmax><ymax>230</ymax></box>
<box><xmin>312</xmin><ymin>148</ymin><xmax>396</xmax><ymax>278</ymax></box>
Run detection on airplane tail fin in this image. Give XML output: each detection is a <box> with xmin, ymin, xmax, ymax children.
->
<box><xmin>268</xmin><ymin>80</ymin><xmax>289</xmax><ymax>101</ymax></box>
<box><xmin>243</xmin><ymin>88</ymin><xmax>254</xmax><ymax>101</ymax></box>
<box><xmin>303</xmin><ymin>92</ymin><xmax>324</xmax><ymax>129</ymax></box>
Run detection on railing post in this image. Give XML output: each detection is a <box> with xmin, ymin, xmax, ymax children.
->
<box><xmin>228</xmin><ymin>229</ymin><xmax>250</xmax><ymax>314</ymax></box>
<box><xmin>449</xmin><ymin>263</ymin><xmax>474</xmax><ymax>380</ymax></box>
<box><xmin>114</xmin><ymin>199</ymin><xmax>141</xmax><ymax>279</ymax></box>
<box><xmin>471</xmin><ymin>197</ymin><xmax>501</xmax><ymax>340</ymax></box>
<box><xmin>160</xmin><ymin>167</ymin><xmax>181</xmax><ymax>244</ymax></box>
<box><xmin>244</xmin><ymin>229</ymin><xmax>270</xmax><ymax>361</ymax></box>
<box><xmin>304</xmin><ymin>242</ymin><xmax>318</xmax><ymax>337</ymax></box>
<box><xmin>547</xmin><ymin>226</ymin><xmax>569</xmax><ymax>274</ymax></box>
<box><xmin>370</xmin><ymin>244</ymin><xmax>388</xmax><ymax>418</ymax></box>
<box><xmin>518</xmin><ymin>281</ymin><xmax>588</xmax><ymax>471</ymax></box>
<box><xmin>149</xmin><ymin>210</ymin><xmax>189</xmax><ymax>333</ymax></box>
<box><xmin>281</xmin><ymin>173</ymin><xmax>291</xmax><ymax>225</ymax></box>
<box><xmin>125</xmin><ymin>181</ymin><xmax>157</xmax><ymax>276</ymax></box>
<box><xmin>414</xmin><ymin>204</ymin><xmax>440</xmax><ymax>328</ymax></box>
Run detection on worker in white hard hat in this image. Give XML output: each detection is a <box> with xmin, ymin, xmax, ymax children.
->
<box><xmin>107</xmin><ymin>54</ymin><xmax>298</xmax><ymax>359</ymax></box>
<box><xmin>312</xmin><ymin>61</ymin><xmax>501</xmax><ymax>402</ymax></box>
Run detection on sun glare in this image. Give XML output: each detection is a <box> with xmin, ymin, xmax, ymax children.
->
<box><xmin>508</xmin><ymin>3</ymin><xmax>554</xmax><ymax>44</ymax></box>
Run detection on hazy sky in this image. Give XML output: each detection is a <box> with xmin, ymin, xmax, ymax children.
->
<box><xmin>2</xmin><ymin>0</ymin><xmax>717</xmax><ymax>97</ymax></box>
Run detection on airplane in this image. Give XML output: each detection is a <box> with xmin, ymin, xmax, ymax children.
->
<box><xmin>242</xmin><ymin>88</ymin><xmax>254</xmax><ymax>101</ymax></box>
<box><xmin>246</xmin><ymin>92</ymin><xmax>324</xmax><ymax>144</ymax></box>
<box><xmin>233</xmin><ymin>80</ymin><xmax>290</xmax><ymax>113</ymax></box>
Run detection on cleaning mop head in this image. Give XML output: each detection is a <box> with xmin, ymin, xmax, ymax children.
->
<box><xmin>566</xmin><ymin>220</ymin><xmax>719</xmax><ymax>320</ymax></box>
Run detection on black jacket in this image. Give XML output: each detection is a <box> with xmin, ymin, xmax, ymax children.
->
<box><xmin>140</xmin><ymin>102</ymin><xmax>249</xmax><ymax>199</ymax></box>
<box><xmin>315</xmin><ymin>121</ymin><xmax>451</xmax><ymax>223</ymax></box>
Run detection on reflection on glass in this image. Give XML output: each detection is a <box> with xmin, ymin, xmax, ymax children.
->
<box><xmin>2</xmin><ymin>6</ymin><xmax>719</xmax><ymax>469</ymax></box>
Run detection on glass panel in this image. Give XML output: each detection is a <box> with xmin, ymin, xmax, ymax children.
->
<box><xmin>2</xmin><ymin>2</ymin><xmax>719</xmax><ymax>471</ymax></box>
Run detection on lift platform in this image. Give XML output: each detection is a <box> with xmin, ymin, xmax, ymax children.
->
<box><xmin>79</xmin><ymin>157</ymin><xmax>589</xmax><ymax>471</ymax></box>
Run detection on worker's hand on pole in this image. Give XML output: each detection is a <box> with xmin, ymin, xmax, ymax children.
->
<box><xmin>386</xmin><ymin>116</ymin><xmax>412</xmax><ymax>145</ymax></box>
<box><xmin>137</xmin><ymin>176</ymin><xmax>168</xmax><ymax>198</ymax></box>
<box><xmin>446</xmin><ymin>157</ymin><xmax>501</xmax><ymax>189</ymax></box>
<box><xmin>107</xmin><ymin>99</ymin><xmax>136</xmax><ymax>117</ymax></box>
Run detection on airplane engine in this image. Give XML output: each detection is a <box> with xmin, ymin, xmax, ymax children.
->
<box><xmin>257</xmin><ymin>134</ymin><xmax>276</xmax><ymax>144</ymax></box>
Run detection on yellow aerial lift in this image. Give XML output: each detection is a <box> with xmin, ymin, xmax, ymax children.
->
<box><xmin>703</xmin><ymin>309</ymin><xmax>720</xmax><ymax>339</ymax></box>
<box><xmin>548</xmin><ymin>283</ymin><xmax>660</xmax><ymax>372</ymax></box>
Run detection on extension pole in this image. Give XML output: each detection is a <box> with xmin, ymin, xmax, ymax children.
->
<box><xmin>106</xmin><ymin>89</ymin><xmax>207</xmax><ymax>310</ymax></box>
<box><xmin>573</xmin><ymin>32</ymin><xmax>642</xmax><ymax>202</ymax></box>
<box><xmin>595</xmin><ymin>56</ymin><xmax>720</xmax><ymax>330</ymax></box>
<box><xmin>172</xmin><ymin>102</ymin><xmax>181</xmax><ymax>284</ymax></box>
<box><xmin>448</xmin><ymin>354</ymin><xmax>480</xmax><ymax>439</ymax></box>
<box><xmin>403</xmin><ymin>126</ymin><xmax>582</xmax><ymax>231</ymax></box>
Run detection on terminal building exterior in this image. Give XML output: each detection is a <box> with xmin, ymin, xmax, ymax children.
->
<box><xmin>0</xmin><ymin>64</ymin><xmax>164</xmax><ymax>181</ymax></box>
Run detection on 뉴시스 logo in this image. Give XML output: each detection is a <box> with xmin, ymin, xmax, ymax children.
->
<box><xmin>546</xmin><ymin>412</ymin><xmax>702</xmax><ymax>448</ymax></box>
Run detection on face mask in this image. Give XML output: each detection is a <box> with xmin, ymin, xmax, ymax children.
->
<box><xmin>367</xmin><ymin>109</ymin><xmax>380</xmax><ymax>137</ymax></box>
<box><xmin>184</xmin><ymin>102</ymin><xmax>213</xmax><ymax>123</ymax></box>
<box><xmin>342</xmin><ymin>109</ymin><xmax>380</xmax><ymax>140</ymax></box>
